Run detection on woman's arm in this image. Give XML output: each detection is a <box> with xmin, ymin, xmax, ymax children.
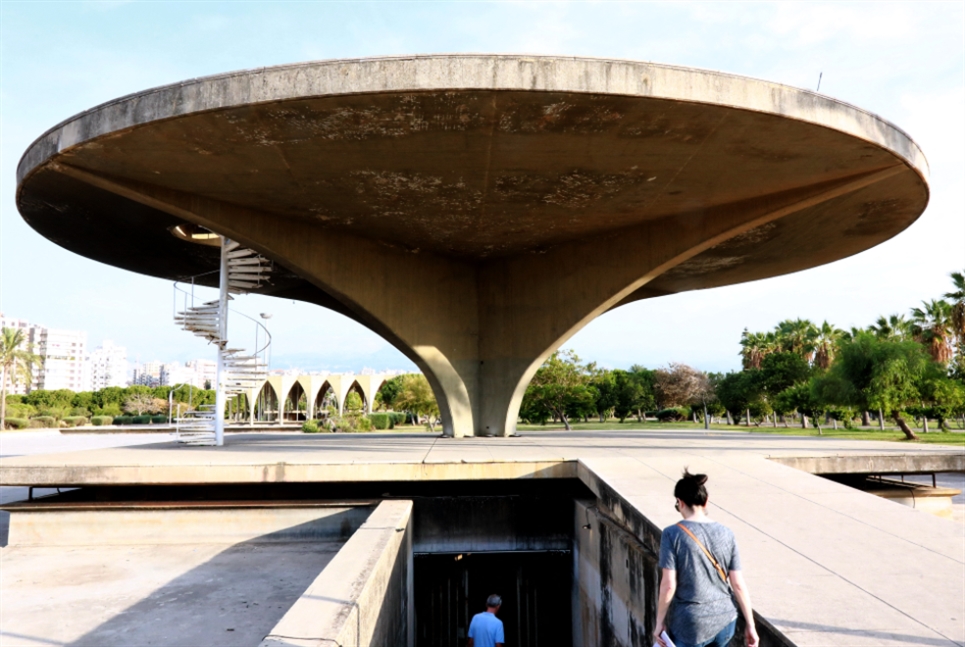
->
<box><xmin>729</xmin><ymin>570</ymin><xmax>759</xmax><ymax>647</ymax></box>
<box><xmin>653</xmin><ymin>568</ymin><xmax>677</xmax><ymax>647</ymax></box>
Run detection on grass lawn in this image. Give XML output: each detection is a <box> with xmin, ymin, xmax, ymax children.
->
<box><xmin>516</xmin><ymin>420</ymin><xmax>965</xmax><ymax>446</ymax></box>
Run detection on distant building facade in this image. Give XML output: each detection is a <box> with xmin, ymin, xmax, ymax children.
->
<box><xmin>35</xmin><ymin>328</ymin><xmax>88</xmax><ymax>391</ymax></box>
<box><xmin>88</xmin><ymin>340</ymin><xmax>128</xmax><ymax>390</ymax></box>
<box><xmin>132</xmin><ymin>360</ymin><xmax>163</xmax><ymax>387</ymax></box>
<box><xmin>0</xmin><ymin>314</ymin><xmax>44</xmax><ymax>395</ymax></box>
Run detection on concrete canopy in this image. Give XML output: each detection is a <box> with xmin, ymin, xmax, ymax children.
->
<box><xmin>16</xmin><ymin>55</ymin><xmax>929</xmax><ymax>437</ymax></box>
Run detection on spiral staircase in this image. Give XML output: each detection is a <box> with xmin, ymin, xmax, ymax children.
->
<box><xmin>172</xmin><ymin>239</ymin><xmax>272</xmax><ymax>446</ymax></box>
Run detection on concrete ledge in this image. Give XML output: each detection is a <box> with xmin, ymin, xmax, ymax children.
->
<box><xmin>260</xmin><ymin>500</ymin><xmax>414</xmax><ymax>647</ymax></box>
<box><xmin>769</xmin><ymin>453</ymin><xmax>965</xmax><ymax>475</ymax></box>
<box><xmin>0</xmin><ymin>456</ymin><xmax>576</xmax><ymax>486</ymax></box>
<box><xmin>3</xmin><ymin>503</ymin><xmax>374</xmax><ymax>546</ymax></box>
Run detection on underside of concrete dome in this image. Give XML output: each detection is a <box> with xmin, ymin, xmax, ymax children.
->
<box><xmin>16</xmin><ymin>55</ymin><xmax>930</xmax><ymax>437</ymax></box>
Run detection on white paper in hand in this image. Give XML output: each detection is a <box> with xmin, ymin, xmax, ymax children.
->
<box><xmin>653</xmin><ymin>630</ymin><xmax>676</xmax><ymax>647</ymax></box>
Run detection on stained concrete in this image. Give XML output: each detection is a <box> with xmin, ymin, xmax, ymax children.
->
<box><xmin>260</xmin><ymin>500</ymin><xmax>414</xmax><ymax>647</ymax></box>
<box><xmin>2</xmin><ymin>430</ymin><xmax>962</xmax><ymax>646</ymax></box>
<box><xmin>0</xmin><ymin>541</ymin><xmax>343</xmax><ymax>647</ymax></box>
<box><xmin>15</xmin><ymin>55</ymin><xmax>930</xmax><ymax>437</ymax></box>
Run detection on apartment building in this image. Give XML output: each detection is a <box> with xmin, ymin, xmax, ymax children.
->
<box><xmin>35</xmin><ymin>328</ymin><xmax>89</xmax><ymax>391</ymax></box>
<box><xmin>88</xmin><ymin>340</ymin><xmax>128</xmax><ymax>390</ymax></box>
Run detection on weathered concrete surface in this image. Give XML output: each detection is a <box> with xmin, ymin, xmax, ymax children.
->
<box><xmin>16</xmin><ymin>55</ymin><xmax>930</xmax><ymax>437</ymax></box>
<box><xmin>2</xmin><ymin>430</ymin><xmax>962</xmax><ymax>646</ymax></box>
<box><xmin>260</xmin><ymin>500</ymin><xmax>414</xmax><ymax>647</ymax></box>
<box><xmin>572</xmin><ymin>498</ymin><xmax>657</xmax><ymax>647</ymax></box>
<box><xmin>0</xmin><ymin>540</ymin><xmax>343</xmax><ymax>647</ymax></box>
<box><xmin>770</xmin><ymin>452</ymin><xmax>965</xmax><ymax>475</ymax></box>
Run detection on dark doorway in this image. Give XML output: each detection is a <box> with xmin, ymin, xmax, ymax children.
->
<box><xmin>414</xmin><ymin>551</ymin><xmax>571</xmax><ymax>647</ymax></box>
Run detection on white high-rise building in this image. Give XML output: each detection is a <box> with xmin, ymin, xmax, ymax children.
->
<box><xmin>35</xmin><ymin>328</ymin><xmax>88</xmax><ymax>391</ymax></box>
<box><xmin>88</xmin><ymin>340</ymin><xmax>128</xmax><ymax>390</ymax></box>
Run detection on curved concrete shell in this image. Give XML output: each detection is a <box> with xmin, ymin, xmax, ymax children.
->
<box><xmin>16</xmin><ymin>55</ymin><xmax>930</xmax><ymax>437</ymax></box>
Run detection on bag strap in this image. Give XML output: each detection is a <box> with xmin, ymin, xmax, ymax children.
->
<box><xmin>676</xmin><ymin>522</ymin><xmax>728</xmax><ymax>584</ymax></box>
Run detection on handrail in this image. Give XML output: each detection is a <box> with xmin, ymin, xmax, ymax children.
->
<box><xmin>171</xmin><ymin>278</ymin><xmax>272</xmax><ymax>358</ymax></box>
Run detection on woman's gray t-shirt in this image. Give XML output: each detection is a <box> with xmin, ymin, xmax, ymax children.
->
<box><xmin>659</xmin><ymin>520</ymin><xmax>740</xmax><ymax>645</ymax></box>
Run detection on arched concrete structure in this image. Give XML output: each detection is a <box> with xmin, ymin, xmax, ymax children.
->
<box><xmin>15</xmin><ymin>55</ymin><xmax>929</xmax><ymax>437</ymax></box>
<box><xmin>240</xmin><ymin>373</ymin><xmax>398</xmax><ymax>423</ymax></box>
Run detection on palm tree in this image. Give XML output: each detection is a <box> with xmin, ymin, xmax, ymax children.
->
<box><xmin>813</xmin><ymin>321</ymin><xmax>845</xmax><ymax>369</ymax></box>
<box><xmin>740</xmin><ymin>329</ymin><xmax>777</xmax><ymax>369</ymax></box>
<box><xmin>869</xmin><ymin>314</ymin><xmax>911</xmax><ymax>341</ymax></box>
<box><xmin>910</xmin><ymin>299</ymin><xmax>954</xmax><ymax>364</ymax></box>
<box><xmin>945</xmin><ymin>271</ymin><xmax>965</xmax><ymax>354</ymax></box>
<box><xmin>1</xmin><ymin>327</ymin><xmax>42</xmax><ymax>426</ymax></box>
<box><xmin>775</xmin><ymin>318</ymin><xmax>818</xmax><ymax>363</ymax></box>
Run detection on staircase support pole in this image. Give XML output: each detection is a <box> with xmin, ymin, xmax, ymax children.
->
<box><xmin>215</xmin><ymin>237</ymin><xmax>230</xmax><ymax>446</ymax></box>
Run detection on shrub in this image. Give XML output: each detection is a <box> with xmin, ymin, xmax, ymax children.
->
<box><xmin>91</xmin><ymin>415</ymin><xmax>114</xmax><ymax>426</ymax></box>
<box><xmin>62</xmin><ymin>416</ymin><xmax>88</xmax><ymax>427</ymax></box>
<box><xmin>302</xmin><ymin>420</ymin><xmax>320</xmax><ymax>433</ymax></box>
<box><xmin>151</xmin><ymin>414</ymin><xmax>168</xmax><ymax>424</ymax></box>
<box><xmin>113</xmin><ymin>415</ymin><xmax>134</xmax><ymax>425</ymax></box>
<box><xmin>94</xmin><ymin>403</ymin><xmax>122</xmax><ymax>417</ymax></box>
<box><xmin>132</xmin><ymin>415</ymin><xmax>153</xmax><ymax>425</ymax></box>
<box><xmin>655</xmin><ymin>407</ymin><xmax>688</xmax><ymax>422</ymax></box>
<box><xmin>30</xmin><ymin>415</ymin><xmax>58</xmax><ymax>428</ymax></box>
<box><xmin>368</xmin><ymin>413</ymin><xmax>392</xmax><ymax>430</ymax></box>
<box><xmin>389</xmin><ymin>412</ymin><xmax>407</xmax><ymax>426</ymax></box>
<box><xmin>4</xmin><ymin>417</ymin><xmax>30</xmax><ymax>430</ymax></box>
<box><xmin>69</xmin><ymin>407</ymin><xmax>90</xmax><ymax>417</ymax></box>
<box><xmin>336</xmin><ymin>415</ymin><xmax>373</xmax><ymax>433</ymax></box>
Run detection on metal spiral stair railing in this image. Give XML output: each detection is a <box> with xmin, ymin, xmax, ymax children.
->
<box><xmin>172</xmin><ymin>239</ymin><xmax>272</xmax><ymax>446</ymax></box>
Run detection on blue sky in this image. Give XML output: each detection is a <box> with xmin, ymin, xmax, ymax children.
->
<box><xmin>1</xmin><ymin>1</ymin><xmax>963</xmax><ymax>374</ymax></box>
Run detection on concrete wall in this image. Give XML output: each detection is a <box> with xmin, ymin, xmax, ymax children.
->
<box><xmin>5</xmin><ymin>503</ymin><xmax>373</xmax><ymax>546</ymax></box>
<box><xmin>573</xmin><ymin>499</ymin><xmax>659</xmax><ymax>647</ymax></box>
<box><xmin>413</xmin><ymin>494</ymin><xmax>572</xmax><ymax>554</ymax></box>
<box><xmin>260</xmin><ymin>499</ymin><xmax>414</xmax><ymax>647</ymax></box>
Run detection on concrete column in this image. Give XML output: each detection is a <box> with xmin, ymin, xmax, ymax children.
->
<box><xmin>57</xmin><ymin>165</ymin><xmax>901</xmax><ymax>437</ymax></box>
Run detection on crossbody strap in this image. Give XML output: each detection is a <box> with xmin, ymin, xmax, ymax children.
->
<box><xmin>676</xmin><ymin>522</ymin><xmax>728</xmax><ymax>584</ymax></box>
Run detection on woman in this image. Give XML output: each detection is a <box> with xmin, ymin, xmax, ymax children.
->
<box><xmin>654</xmin><ymin>470</ymin><xmax>759</xmax><ymax>647</ymax></box>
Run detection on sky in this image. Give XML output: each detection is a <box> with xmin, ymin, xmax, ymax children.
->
<box><xmin>1</xmin><ymin>1</ymin><xmax>963</xmax><ymax>375</ymax></box>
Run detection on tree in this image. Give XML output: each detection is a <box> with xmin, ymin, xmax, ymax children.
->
<box><xmin>739</xmin><ymin>330</ymin><xmax>777</xmax><ymax>369</ymax></box>
<box><xmin>393</xmin><ymin>374</ymin><xmax>440</xmax><ymax>431</ymax></box>
<box><xmin>716</xmin><ymin>370</ymin><xmax>767</xmax><ymax>425</ymax></box>
<box><xmin>375</xmin><ymin>376</ymin><xmax>405</xmax><ymax>411</ymax></box>
<box><xmin>813</xmin><ymin>321</ymin><xmax>845</xmax><ymax>370</ymax></box>
<box><xmin>775</xmin><ymin>319</ymin><xmax>818</xmax><ymax>363</ymax></box>
<box><xmin>344</xmin><ymin>391</ymin><xmax>364</xmax><ymax>413</ymax></box>
<box><xmin>589</xmin><ymin>370</ymin><xmax>618</xmax><ymax>423</ymax></box>
<box><xmin>943</xmin><ymin>270</ymin><xmax>965</xmax><ymax>376</ymax></box>
<box><xmin>1</xmin><ymin>327</ymin><xmax>41</xmax><ymax>425</ymax></box>
<box><xmin>869</xmin><ymin>314</ymin><xmax>911</xmax><ymax>342</ymax></box>
<box><xmin>521</xmin><ymin>350</ymin><xmax>589</xmax><ymax>431</ymax></box>
<box><xmin>612</xmin><ymin>369</ymin><xmax>652</xmax><ymax>422</ymax></box>
<box><xmin>815</xmin><ymin>333</ymin><xmax>928</xmax><ymax>440</ymax></box>
<box><xmin>124</xmin><ymin>393</ymin><xmax>163</xmax><ymax>415</ymax></box>
<box><xmin>654</xmin><ymin>363</ymin><xmax>713</xmax><ymax>411</ymax></box>
<box><xmin>911</xmin><ymin>299</ymin><xmax>954</xmax><ymax>364</ymax></box>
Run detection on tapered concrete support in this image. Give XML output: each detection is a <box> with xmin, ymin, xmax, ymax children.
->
<box><xmin>16</xmin><ymin>57</ymin><xmax>929</xmax><ymax>437</ymax></box>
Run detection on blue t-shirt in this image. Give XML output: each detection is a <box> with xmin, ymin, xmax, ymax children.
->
<box><xmin>468</xmin><ymin>611</ymin><xmax>505</xmax><ymax>647</ymax></box>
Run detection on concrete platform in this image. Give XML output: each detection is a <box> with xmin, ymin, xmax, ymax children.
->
<box><xmin>1</xmin><ymin>429</ymin><xmax>963</xmax><ymax>646</ymax></box>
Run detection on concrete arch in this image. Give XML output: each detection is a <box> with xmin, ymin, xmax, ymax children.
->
<box><xmin>253</xmin><ymin>380</ymin><xmax>280</xmax><ymax>423</ymax></box>
<box><xmin>283</xmin><ymin>381</ymin><xmax>307</xmax><ymax>422</ymax></box>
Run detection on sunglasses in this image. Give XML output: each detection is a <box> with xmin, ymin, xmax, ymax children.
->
<box><xmin>674</xmin><ymin>500</ymin><xmax>681</xmax><ymax>512</ymax></box>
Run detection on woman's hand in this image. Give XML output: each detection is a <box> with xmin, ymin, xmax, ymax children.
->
<box><xmin>653</xmin><ymin>624</ymin><xmax>668</xmax><ymax>647</ymax></box>
<box><xmin>745</xmin><ymin>622</ymin><xmax>759</xmax><ymax>647</ymax></box>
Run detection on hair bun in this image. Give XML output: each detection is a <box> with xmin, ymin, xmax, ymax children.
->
<box><xmin>694</xmin><ymin>474</ymin><xmax>708</xmax><ymax>486</ymax></box>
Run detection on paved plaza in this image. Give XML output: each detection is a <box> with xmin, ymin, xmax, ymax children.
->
<box><xmin>1</xmin><ymin>429</ymin><xmax>963</xmax><ymax>646</ymax></box>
